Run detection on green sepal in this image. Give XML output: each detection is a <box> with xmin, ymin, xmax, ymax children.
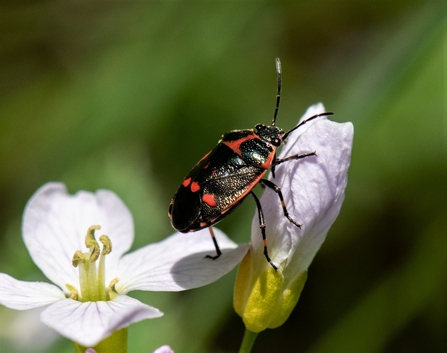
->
<box><xmin>73</xmin><ymin>328</ymin><xmax>128</xmax><ymax>353</ymax></box>
<box><xmin>234</xmin><ymin>250</ymin><xmax>308</xmax><ymax>332</ymax></box>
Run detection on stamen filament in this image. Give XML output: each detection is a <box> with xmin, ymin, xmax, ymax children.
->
<box><xmin>79</xmin><ymin>259</ymin><xmax>92</xmax><ymax>301</ymax></box>
<box><xmin>70</xmin><ymin>226</ymin><xmax>113</xmax><ymax>302</ymax></box>
<box><xmin>87</xmin><ymin>256</ymin><xmax>99</xmax><ymax>301</ymax></box>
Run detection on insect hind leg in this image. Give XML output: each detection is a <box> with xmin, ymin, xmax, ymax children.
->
<box><xmin>259</xmin><ymin>179</ymin><xmax>302</xmax><ymax>229</ymax></box>
<box><xmin>205</xmin><ymin>226</ymin><xmax>222</xmax><ymax>260</ymax></box>
<box><xmin>250</xmin><ymin>191</ymin><xmax>278</xmax><ymax>270</ymax></box>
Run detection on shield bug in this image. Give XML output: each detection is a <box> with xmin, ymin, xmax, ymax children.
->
<box><xmin>168</xmin><ymin>58</ymin><xmax>333</xmax><ymax>269</ymax></box>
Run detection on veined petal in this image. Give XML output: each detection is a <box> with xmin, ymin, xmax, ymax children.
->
<box><xmin>0</xmin><ymin>273</ymin><xmax>65</xmax><ymax>310</ymax></box>
<box><xmin>41</xmin><ymin>295</ymin><xmax>162</xmax><ymax>347</ymax></box>
<box><xmin>251</xmin><ymin>103</ymin><xmax>353</xmax><ymax>273</ymax></box>
<box><xmin>116</xmin><ymin>228</ymin><xmax>249</xmax><ymax>293</ymax></box>
<box><xmin>22</xmin><ymin>183</ymin><xmax>134</xmax><ymax>291</ymax></box>
<box><xmin>287</xmin><ymin>117</ymin><xmax>353</xmax><ymax>276</ymax></box>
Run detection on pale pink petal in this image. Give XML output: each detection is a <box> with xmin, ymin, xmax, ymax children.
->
<box><xmin>0</xmin><ymin>273</ymin><xmax>65</xmax><ymax>310</ymax></box>
<box><xmin>115</xmin><ymin>228</ymin><xmax>249</xmax><ymax>293</ymax></box>
<box><xmin>41</xmin><ymin>295</ymin><xmax>162</xmax><ymax>347</ymax></box>
<box><xmin>251</xmin><ymin>103</ymin><xmax>353</xmax><ymax>274</ymax></box>
<box><xmin>153</xmin><ymin>345</ymin><xmax>174</xmax><ymax>353</ymax></box>
<box><xmin>22</xmin><ymin>183</ymin><xmax>134</xmax><ymax>292</ymax></box>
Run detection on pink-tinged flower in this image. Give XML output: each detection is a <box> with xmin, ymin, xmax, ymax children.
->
<box><xmin>234</xmin><ymin>103</ymin><xmax>354</xmax><ymax>332</ymax></box>
<box><xmin>152</xmin><ymin>345</ymin><xmax>174</xmax><ymax>353</ymax></box>
<box><xmin>0</xmin><ymin>183</ymin><xmax>248</xmax><ymax>347</ymax></box>
<box><xmin>84</xmin><ymin>346</ymin><xmax>173</xmax><ymax>353</ymax></box>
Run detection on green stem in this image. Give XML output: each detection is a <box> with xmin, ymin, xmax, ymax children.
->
<box><xmin>73</xmin><ymin>328</ymin><xmax>128</xmax><ymax>353</ymax></box>
<box><xmin>238</xmin><ymin>328</ymin><xmax>259</xmax><ymax>353</ymax></box>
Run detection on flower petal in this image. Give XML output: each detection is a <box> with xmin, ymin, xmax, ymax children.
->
<box><xmin>0</xmin><ymin>273</ymin><xmax>65</xmax><ymax>310</ymax></box>
<box><xmin>40</xmin><ymin>295</ymin><xmax>162</xmax><ymax>347</ymax></box>
<box><xmin>22</xmin><ymin>183</ymin><xmax>134</xmax><ymax>292</ymax></box>
<box><xmin>251</xmin><ymin>103</ymin><xmax>353</xmax><ymax>273</ymax></box>
<box><xmin>116</xmin><ymin>228</ymin><xmax>249</xmax><ymax>293</ymax></box>
<box><xmin>153</xmin><ymin>346</ymin><xmax>174</xmax><ymax>353</ymax></box>
<box><xmin>6</xmin><ymin>307</ymin><xmax>60</xmax><ymax>351</ymax></box>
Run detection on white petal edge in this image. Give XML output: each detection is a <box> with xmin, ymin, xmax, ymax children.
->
<box><xmin>250</xmin><ymin>103</ymin><xmax>353</xmax><ymax>271</ymax></box>
<box><xmin>285</xmin><ymin>118</ymin><xmax>353</xmax><ymax>276</ymax></box>
<box><xmin>116</xmin><ymin>228</ymin><xmax>249</xmax><ymax>293</ymax></box>
<box><xmin>153</xmin><ymin>346</ymin><xmax>174</xmax><ymax>353</ymax></box>
<box><xmin>0</xmin><ymin>273</ymin><xmax>65</xmax><ymax>310</ymax></box>
<box><xmin>22</xmin><ymin>182</ymin><xmax>134</xmax><ymax>292</ymax></box>
<box><xmin>41</xmin><ymin>295</ymin><xmax>163</xmax><ymax>347</ymax></box>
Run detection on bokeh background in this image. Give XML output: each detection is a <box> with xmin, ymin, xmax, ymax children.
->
<box><xmin>0</xmin><ymin>1</ymin><xmax>445</xmax><ymax>352</ymax></box>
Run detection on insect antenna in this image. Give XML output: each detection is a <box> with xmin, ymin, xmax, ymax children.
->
<box><xmin>271</xmin><ymin>57</ymin><xmax>282</xmax><ymax>126</ymax></box>
<box><xmin>282</xmin><ymin>112</ymin><xmax>334</xmax><ymax>141</ymax></box>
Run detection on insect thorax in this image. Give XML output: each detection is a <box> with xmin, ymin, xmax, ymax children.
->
<box><xmin>255</xmin><ymin>124</ymin><xmax>284</xmax><ymax>146</ymax></box>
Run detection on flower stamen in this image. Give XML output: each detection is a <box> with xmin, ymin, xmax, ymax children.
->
<box><xmin>108</xmin><ymin>278</ymin><xmax>120</xmax><ymax>300</ymax></box>
<box><xmin>65</xmin><ymin>284</ymin><xmax>79</xmax><ymax>300</ymax></box>
<box><xmin>71</xmin><ymin>225</ymin><xmax>113</xmax><ymax>302</ymax></box>
<box><xmin>85</xmin><ymin>225</ymin><xmax>101</xmax><ymax>262</ymax></box>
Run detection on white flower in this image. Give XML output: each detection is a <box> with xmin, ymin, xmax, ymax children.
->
<box><xmin>234</xmin><ymin>103</ymin><xmax>354</xmax><ymax>332</ymax></box>
<box><xmin>0</xmin><ymin>183</ymin><xmax>248</xmax><ymax>347</ymax></box>
<box><xmin>84</xmin><ymin>347</ymin><xmax>173</xmax><ymax>353</ymax></box>
<box><xmin>152</xmin><ymin>345</ymin><xmax>174</xmax><ymax>353</ymax></box>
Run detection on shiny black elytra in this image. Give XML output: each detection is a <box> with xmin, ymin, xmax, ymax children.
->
<box><xmin>168</xmin><ymin>58</ymin><xmax>333</xmax><ymax>269</ymax></box>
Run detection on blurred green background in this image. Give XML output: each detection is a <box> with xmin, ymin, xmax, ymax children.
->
<box><xmin>0</xmin><ymin>1</ymin><xmax>445</xmax><ymax>352</ymax></box>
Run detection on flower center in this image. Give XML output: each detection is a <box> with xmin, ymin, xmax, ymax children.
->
<box><xmin>69</xmin><ymin>225</ymin><xmax>118</xmax><ymax>302</ymax></box>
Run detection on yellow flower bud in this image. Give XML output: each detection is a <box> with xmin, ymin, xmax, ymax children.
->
<box><xmin>234</xmin><ymin>250</ymin><xmax>307</xmax><ymax>332</ymax></box>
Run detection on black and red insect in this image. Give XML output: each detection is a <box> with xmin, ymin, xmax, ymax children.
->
<box><xmin>168</xmin><ymin>58</ymin><xmax>333</xmax><ymax>269</ymax></box>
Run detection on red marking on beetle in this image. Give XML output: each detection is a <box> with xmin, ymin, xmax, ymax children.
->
<box><xmin>202</xmin><ymin>194</ymin><xmax>217</xmax><ymax>207</ymax></box>
<box><xmin>222</xmin><ymin>134</ymin><xmax>257</xmax><ymax>156</ymax></box>
<box><xmin>190</xmin><ymin>181</ymin><xmax>201</xmax><ymax>192</ymax></box>
<box><xmin>182</xmin><ymin>177</ymin><xmax>192</xmax><ymax>187</ymax></box>
<box><xmin>259</xmin><ymin>151</ymin><xmax>275</xmax><ymax>169</ymax></box>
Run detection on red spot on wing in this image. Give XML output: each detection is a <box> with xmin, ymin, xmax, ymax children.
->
<box><xmin>202</xmin><ymin>194</ymin><xmax>217</xmax><ymax>207</ymax></box>
<box><xmin>182</xmin><ymin>177</ymin><xmax>192</xmax><ymax>187</ymax></box>
<box><xmin>222</xmin><ymin>134</ymin><xmax>257</xmax><ymax>156</ymax></box>
<box><xmin>190</xmin><ymin>181</ymin><xmax>201</xmax><ymax>192</ymax></box>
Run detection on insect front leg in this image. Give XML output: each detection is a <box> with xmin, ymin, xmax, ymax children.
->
<box><xmin>250</xmin><ymin>191</ymin><xmax>278</xmax><ymax>270</ymax></box>
<box><xmin>259</xmin><ymin>179</ymin><xmax>302</xmax><ymax>229</ymax></box>
<box><xmin>205</xmin><ymin>226</ymin><xmax>222</xmax><ymax>260</ymax></box>
<box><xmin>273</xmin><ymin>151</ymin><xmax>316</xmax><ymax>167</ymax></box>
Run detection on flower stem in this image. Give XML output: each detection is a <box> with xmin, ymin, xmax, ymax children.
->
<box><xmin>238</xmin><ymin>328</ymin><xmax>259</xmax><ymax>353</ymax></box>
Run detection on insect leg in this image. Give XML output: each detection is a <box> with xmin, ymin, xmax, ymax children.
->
<box><xmin>259</xmin><ymin>179</ymin><xmax>302</xmax><ymax>228</ymax></box>
<box><xmin>250</xmin><ymin>191</ymin><xmax>278</xmax><ymax>270</ymax></box>
<box><xmin>273</xmin><ymin>151</ymin><xmax>316</xmax><ymax>167</ymax></box>
<box><xmin>205</xmin><ymin>226</ymin><xmax>222</xmax><ymax>260</ymax></box>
